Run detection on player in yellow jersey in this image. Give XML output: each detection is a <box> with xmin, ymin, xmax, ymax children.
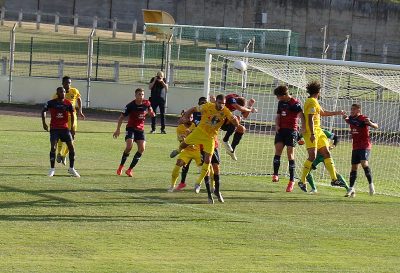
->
<box><xmin>298</xmin><ymin>81</ymin><xmax>345</xmax><ymax>192</ymax></box>
<box><xmin>170</xmin><ymin>94</ymin><xmax>240</xmax><ymax>192</ymax></box>
<box><xmin>54</xmin><ymin>76</ymin><xmax>85</xmax><ymax>165</ymax></box>
<box><xmin>168</xmin><ymin>113</ymin><xmax>203</xmax><ymax>192</ymax></box>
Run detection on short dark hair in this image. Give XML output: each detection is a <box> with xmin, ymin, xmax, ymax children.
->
<box><xmin>352</xmin><ymin>103</ymin><xmax>361</xmax><ymax>109</ymax></box>
<box><xmin>216</xmin><ymin>94</ymin><xmax>225</xmax><ymax>101</ymax></box>
<box><xmin>198</xmin><ymin>96</ymin><xmax>207</xmax><ymax>105</ymax></box>
<box><xmin>236</xmin><ymin>97</ymin><xmax>246</xmax><ymax>106</ymax></box>
<box><xmin>56</xmin><ymin>86</ymin><xmax>65</xmax><ymax>93</ymax></box>
<box><xmin>274</xmin><ymin>85</ymin><xmax>288</xmax><ymax>97</ymax></box>
<box><xmin>306</xmin><ymin>81</ymin><xmax>321</xmax><ymax>95</ymax></box>
<box><xmin>135</xmin><ymin>88</ymin><xmax>144</xmax><ymax>94</ymax></box>
<box><xmin>62</xmin><ymin>76</ymin><xmax>71</xmax><ymax>83</ymax></box>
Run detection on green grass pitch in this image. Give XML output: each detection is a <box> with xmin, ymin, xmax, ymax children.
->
<box><xmin>0</xmin><ymin>114</ymin><xmax>400</xmax><ymax>272</ymax></box>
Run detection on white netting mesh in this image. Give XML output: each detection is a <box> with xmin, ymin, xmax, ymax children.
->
<box><xmin>207</xmin><ymin>50</ymin><xmax>400</xmax><ymax>196</ymax></box>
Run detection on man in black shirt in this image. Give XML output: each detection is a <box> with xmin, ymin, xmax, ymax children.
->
<box><xmin>149</xmin><ymin>71</ymin><xmax>168</xmax><ymax>134</ymax></box>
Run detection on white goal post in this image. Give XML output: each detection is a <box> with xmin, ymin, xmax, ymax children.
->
<box><xmin>204</xmin><ymin>49</ymin><xmax>400</xmax><ymax>196</ymax></box>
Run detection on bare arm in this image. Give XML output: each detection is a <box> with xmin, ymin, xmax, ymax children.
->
<box><xmin>179</xmin><ymin>107</ymin><xmax>197</xmax><ymax>124</ymax></box>
<box><xmin>113</xmin><ymin>114</ymin><xmax>125</xmax><ymax>139</ymax></box>
<box><xmin>275</xmin><ymin>114</ymin><xmax>280</xmax><ymax>132</ymax></box>
<box><xmin>77</xmin><ymin>97</ymin><xmax>85</xmax><ymax>119</ymax></box>
<box><xmin>308</xmin><ymin>114</ymin><xmax>315</xmax><ymax>142</ymax></box>
<box><xmin>320</xmin><ymin>108</ymin><xmax>345</xmax><ymax>116</ymax></box>
<box><xmin>365</xmin><ymin>118</ymin><xmax>379</xmax><ymax>129</ymax></box>
<box><xmin>41</xmin><ymin>109</ymin><xmax>48</xmax><ymax>131</ymax></box>
<box><xmin>70</xmin><ymin>110</ymin><xmax>75</xmax><ymax>135</ymax></box>
<box><xmin>299</xmin><ymin>112</ymin><xmax>306</xmax><ymax>134</ymax></box>
<box><xmin>148</xmin><ymin>106</ymin><xmax>156</xmax><ymax>118</ymax></box>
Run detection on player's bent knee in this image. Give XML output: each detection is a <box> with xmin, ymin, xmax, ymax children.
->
<box><xmin>176</xmin><ymin>159</ymin><xmax>185</xmax><ymax>167</ymax></box>
<box><xmin>237</xmin><ymin>125</ymin><xmax>246</xmax><ymax>133</ymax></box>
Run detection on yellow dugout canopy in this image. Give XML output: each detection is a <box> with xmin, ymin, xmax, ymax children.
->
<box><xmin>142</xmin><ymin>9</ymin><xmax>175</xmax><ymax>40</ymax></box>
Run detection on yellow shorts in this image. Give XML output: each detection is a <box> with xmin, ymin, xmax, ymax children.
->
<box><xmin>184</xmin><ymin>128</ymin><xmax>215</xmax><ymax>154</ymax></box>
<box><xmin>178</xmin><ymin>149</ymin><xmax>202</xmax><ymax>166</ymax></box>
<box><xmin>304</xmin><ymin>130</ymin><xmax>329</xmax><ymax>150</ymax></box>
<box><xmin>68</xmin><ymin>113</ymin><xmax>78</xmax><ymax>131</ymax></box>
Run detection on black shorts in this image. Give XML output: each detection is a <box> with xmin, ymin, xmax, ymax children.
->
<box><xmin>220</xmin><ymin>119</ymin><xmax>235</xmax><ymax>132</ymax></box>
<box><xmin>274</xmin><ymin>129</ymin><xmax>298</xmax><ymax>147</ymax></box>
<box><xmin>200</xmin><ymin>148</ymin><xmax>220</xmax><ymax>165</ymax></box>
<box><xmin>125</xmin><ymin>128</ymin><xmax>145</xmax><ymax>141</ymax></box>
<box><xmin>50</xmin><ymin>129</ymin><xmax>73</xmax><ymax>143</ymax></box>
<box><xmin>351</xmin><ymin>149</ymin><xmax>370</xmax><ymax>164</ymax></box>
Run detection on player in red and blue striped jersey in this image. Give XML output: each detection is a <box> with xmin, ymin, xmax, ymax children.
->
<box><xmin>343</xmin><ymin>103</ymin><xmax>379</xmax><ymax>197</ymax></box>
<box><xmin>221</xmin><ymin>93</ymin><xmax>257</xmax><ymax>160</ymax></box>
<box><xmin>41</xmin><ymin>87</ymin><xmax>80</xmax><ymax>177</ymax></box>
<box><xmin>113</xmin><ymin>88</ymin><xmax>155</xmax><ymax>177</ymax></box>
<box><xmin>272</xmin><ymin>85</ymin><xmax>303</xmax><ymax>192</ymax></box>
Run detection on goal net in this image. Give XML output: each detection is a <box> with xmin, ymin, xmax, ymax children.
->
<box><xmin>205</xmin><ymin>49</ymin><xmax>400</xmax><ymax>196</ymax></box>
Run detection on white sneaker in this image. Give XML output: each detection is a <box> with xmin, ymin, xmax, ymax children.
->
<box><xmin>223</xmin><ymin>141</ymin><xmax>233</xmax><ymax>153</ymax></box>
<box><xmin>167</xmin><ymin>186</ymin><xmax>174</xmax><ymax>193</ymax></box>
<box><xmin>223</xmin><ymin>142</ymin><xmax>237</xmax><ymax>161</ymax></box>
<box><xmin>345</xmin><ymin>188</ymin><xmax>355</xmax><ymax>198</ymax></box>
<box><xmin>369</xmin><ymin>183</ymin><xmax>375</xmax><ymax>196</ymax></box>
<box><xmin>68</xmin><ymin>167</ymin><xmax>80</xmax><ymax>177</ymax></box>
<box><xmin>48</xmin><ymin>168</ymin><xmax>55</xmax><ymax>177</ymax></box>
<box><xmin>229</xmin><ymin>150</ymin><xmax>238</xmax><ymax>161</ymax></box>
<box><xmin>194</xmin><ymin>183</ymin><xmax>201</xmax><ymax>194</ymax></box>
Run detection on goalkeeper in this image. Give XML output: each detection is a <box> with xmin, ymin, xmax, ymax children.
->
<box><xmin>299</xmin><ymin>129</ymin><xmax>349</xmax><ymax>193</ymax></box>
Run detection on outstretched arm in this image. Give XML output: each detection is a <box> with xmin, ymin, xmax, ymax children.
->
<box><xmin>321</xmin><ymin>108</ymin><xmax>345</xmax><ymax>116</ymax></box>
<box><xmin>179</xmin><ymin>107</ymin><xmax>197</xmax><ymax>124</ymax></box>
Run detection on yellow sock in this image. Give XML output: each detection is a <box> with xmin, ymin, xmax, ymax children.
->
<box><xmin>61</xmin><ymin>145</ymin><xmax>69</xmax><ymax>157</ymax></box>
<box><xmin>171</xmin><ymin>165</ymin><xmax>181</xmax><ymax>187</ymax></box>
<box><xmin>301</xmin><ymin>160</ymin><xmax>313</xmax><ymax>183</ymax></box>
<box><xmin>324</xmin><ymin>157</ymin><xmax>338</xmax><ymax>181</ymax></box>
<box><xmin>56</xmin><ymin>140</ymin><xmax>63</xmax><ymax>155</ymax></box>
<box><xmin>209</xmin><ymin>167</ymin><xmax>215</xmax><ymax>188</ymax></box>
<box><xmin>196</xmin><ymin>163</ymin><xmax>210</xmax><ymax>185</ymax></box>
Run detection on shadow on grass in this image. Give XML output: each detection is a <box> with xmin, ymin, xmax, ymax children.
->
<box><xmin>0</xmin><ymin>213</ymin><xmax>251</xmax><ymax>223</ymax></box>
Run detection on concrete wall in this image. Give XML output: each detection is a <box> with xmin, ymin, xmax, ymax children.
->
<box><xmin>0</xmin><ymin>76</ymin><xmax>203</xmax><ymax>114</ymax></box>
<box><xmin>3</xmin><ymin>0</ymin><xmax>400</xmax><ymax>58</ymax></box>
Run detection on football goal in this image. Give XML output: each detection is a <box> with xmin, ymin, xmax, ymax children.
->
<box><xmin>204</xmin><ymin>49</ymin><xmax>400</xmax><ymax>196</ymax></box>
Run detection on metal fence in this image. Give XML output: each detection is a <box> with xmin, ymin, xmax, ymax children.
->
<box><xmin>1</xmin><ymin>8</ymin><xmax>400</xmax><ymax>106</ymax></box>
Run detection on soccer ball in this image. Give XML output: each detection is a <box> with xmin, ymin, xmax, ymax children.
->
<box><xmin>233</xmin><ymin>60</ymin><xmax>247</xmax><ymax>73</ymax></box>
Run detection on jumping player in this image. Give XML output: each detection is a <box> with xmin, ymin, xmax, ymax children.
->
<box><xmin>113</xmin><ymin>88</ymin><xmax>155</xmax><ymax>177</ymax></box>
<box><xmin>174</xmin><ymin>97</ymin><xmax>208</xmax><ymax>191</ymax></box>
<box><xmin>221</xmin><ymin>93</ymin><xmax>257</xmax><ymax>161</ymax></box>
<box><xmin>42</xmin><ymin>87</ymin><xmax>80</xmax><ymax>177</ymax></box>
<box><xmin>343</xmin><ymin>104</ymin><xmax>379</xmax><ymax>197</ymax></box>
<box><xmin>171</xmin><ymin>94</ymin><xmax>239</xmax><ymax>189</ymax></box>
